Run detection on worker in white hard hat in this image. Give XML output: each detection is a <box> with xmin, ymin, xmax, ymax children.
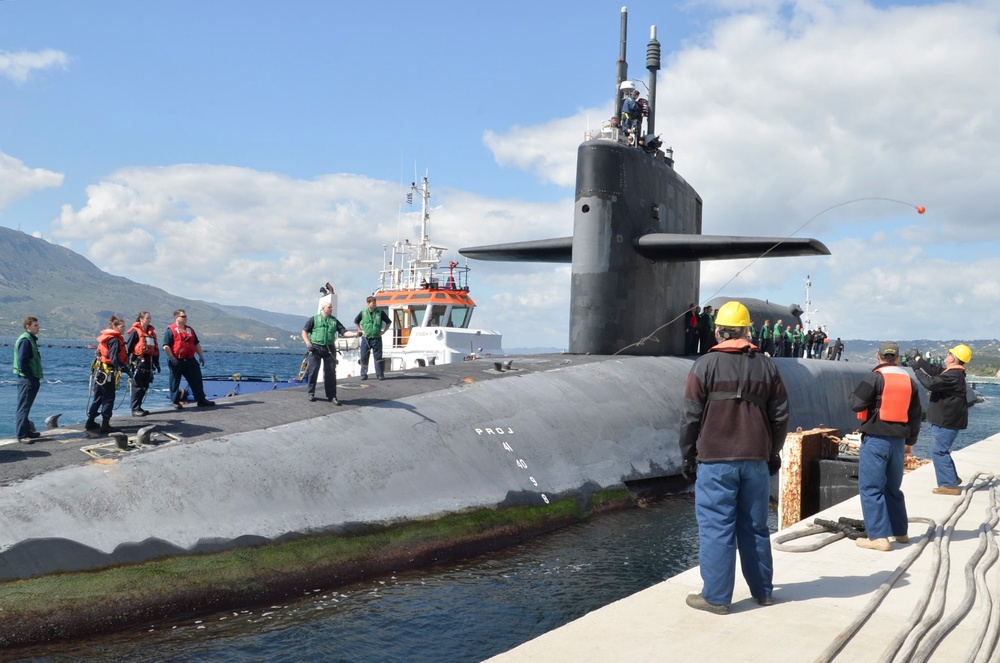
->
<box><xmin>621</xmin><ymin>87</ymin><xmax>642</xmax><ymax>136</ymax></box>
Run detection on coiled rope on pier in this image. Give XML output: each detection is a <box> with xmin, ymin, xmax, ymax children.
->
<box><xmin>808</xmin><ymin>472</ymin><xmax>998</xmax><ymax>663</ymax></box>
<box><xmin>809</xmin><ymin>516</ymin><xmax>937</xmax><ymax>663</ymax></box>
<box><xmin>964</xmin><ymin>482</ymin><xmax>999</xmax><ymax>663</ymax></box>
<box><xmin>901</xmin><ymin>475</ymin><xmax>999</xmax><ymax>663</ymax></box>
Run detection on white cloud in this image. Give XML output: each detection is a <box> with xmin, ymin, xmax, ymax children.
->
<box><xmin>56</xmin><ymin>166</ymin><xmax>408</xmax><ymax>308</ymax></box>
<box><xmin>484</xmin><ymin>115</ymin><xmax>593</xmax><ymax>188</ymax></box>
<box><xmin>0</xmin><ymin>49</ymin><xmax>69</xmax><ymax>83</ymax></box>
<box><xmin>663</xmin><ymin>2</ymin><xmax>1000</xmax><ymax>238</ymax></box>
<box><xmin>52</xmin><ymin>164</ymin><xmax>572</xmax><ymax>348</ymax></box>
<box><xmin>478</xmin><ymin>267</ymin><xmax>572</xmax><ymax>350</ymax></box>
<box><xmin>0</xmin><ymin>152</ymin><xmax>63</xmax><ymax>207</ymax></box>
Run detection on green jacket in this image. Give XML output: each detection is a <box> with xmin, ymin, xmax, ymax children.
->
<box><xmin>358</xmin><ymin>308</ymin><xmax>389</xmax><ymax>338</ymax></box>
<box><xmin>309</xmin><ymin>314</ymin><xmax>341</xmax><ymax>346</ymax></box>
<box><xmin>13</xmin><ymin>331</ymin><xmax>43</xmax><ymax>379</ymax></box>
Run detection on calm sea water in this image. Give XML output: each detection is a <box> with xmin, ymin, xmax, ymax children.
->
<box><xmin>0</xmin><ymin>341</ymin><xmax>302</xmax><ymax>438</ymax></box>
<box><xmin>2</xmin><ymin>346</ymin><xmax>998</xmax><ymax>662</ymax></box>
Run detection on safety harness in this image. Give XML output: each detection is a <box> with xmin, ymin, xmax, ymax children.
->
<box><xmin>706</xmin><ymin>349</ymin><xmax>769</xmax><ymax>410</ymax></box>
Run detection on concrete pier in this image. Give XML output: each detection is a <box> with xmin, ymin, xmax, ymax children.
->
<box><xmin>488</xmin><ymin>435</ymin><xmax>1000</xmax><ymax>662</ymax></box>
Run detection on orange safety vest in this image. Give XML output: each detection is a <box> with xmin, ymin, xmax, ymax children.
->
<box><xmin>857</xmin><ymin>365</ymin><xmax>912</xmax><ymax>424</ymax></box>
<box><xmin>97</xmin><ymin>328</ymin><xmax>128</xmax><ymax>367</ymax></box>
<box><xmin>129</xmin><ymin>322</ymin><xmax>159</xmax><ymax>357</ymax></box>
<box><xmin>169</xmin><ymin>323</ymin><xmax>198</xmax><ymax>359</ymax></box>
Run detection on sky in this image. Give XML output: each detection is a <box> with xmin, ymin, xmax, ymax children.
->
<box><xmin>2</xmin><ymin>0</ymin><xmax>998</xmax><ymax>350</ymax></box>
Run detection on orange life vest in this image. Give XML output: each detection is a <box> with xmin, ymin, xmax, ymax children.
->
<box><xmin>857</xmin><ymin>365</ymin><xmax>912</xmax><ymax>424</ymax></box>
<box><xmin>97</xmin><ymin>328</ymin><xmax>128</xmax><ymax>367</ymax></box>
<box><xmin>169</xmin><ymin>323</ymin><xmax>198</xmax><ymax>359</ymax></box>
<box><xmin>129</xmin><ymin>322</ymin><xmax>159</xmax><ymax>357</ymax></box>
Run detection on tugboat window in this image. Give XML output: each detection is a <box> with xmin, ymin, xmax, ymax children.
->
<box><xmin>449</xmin><ymin>306</ymin><xmax>470</xmax><ymax>328</ymax></box>
<box><xmin>426</xmin><ymin>305</ymin><xmax>446</xmax><ymax>327</ymax></box>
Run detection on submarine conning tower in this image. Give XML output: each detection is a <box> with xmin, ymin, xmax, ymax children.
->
<box><xmin>575</xmin><ymin>8</ymin><xmax>693</xmax><ymax>356</ymax></box>
<box><xmin>458</xmin><ymin>9</ymin><xmax>830</xmax><ymax>357</ymax></box>
<box><xmin>571</xmin><ymin>141</ymin><xmax>701</xmax><ymax>356</ymax></box>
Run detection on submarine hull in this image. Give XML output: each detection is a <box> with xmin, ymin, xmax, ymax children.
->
<box><xmin>0</xmin><ymin>355</ymin><xmax>871</xmax><ymax>582</ymax></box>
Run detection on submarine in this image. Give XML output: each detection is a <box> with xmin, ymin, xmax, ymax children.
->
<box><xmin>0</xmin><ymin>9</ymin><xmax>876</xmax><ymax>647</ymax></box>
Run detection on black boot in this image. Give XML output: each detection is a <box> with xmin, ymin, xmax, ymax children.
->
<box><xmin>99</xmin><ymin>419</ymin><xmax>120</xmax><ymax>435</ymax></box>
<box><xmin>85</xmin><ymin>417</ymin><xmax>100</xmax><ymax>431</ymax></box>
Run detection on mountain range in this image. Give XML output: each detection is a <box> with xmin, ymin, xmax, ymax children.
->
<box><xmin>0</xmin><ymin>226</ymin><xmax>300</xmax><ymax>346</ymax></box>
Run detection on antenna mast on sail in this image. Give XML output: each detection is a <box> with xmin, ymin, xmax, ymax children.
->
<box><xmin>803</xmin><ymin>274</ymin><xmax>820</xmax><ymax>329</ymax></box>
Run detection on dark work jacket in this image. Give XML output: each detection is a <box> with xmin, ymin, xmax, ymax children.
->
<box><xmin>912</xmin><ymin>357</ymin><xmax>968</xmax><ymax>430</ymax></box>
<box><xmin>849</xmin><ymin>362</ymin><xmax>922</xmax><ymax>444</ymax></box>
<box><xmin>679</xmin><ymin>339</ymin><xmax>790</xmax><ymax>463</ymax></box>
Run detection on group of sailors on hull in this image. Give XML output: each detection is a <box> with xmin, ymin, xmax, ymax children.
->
<box><xmin>11</xmin><ymin>309</ymin><xmax>215</xmax><ymax>442</ymax></box>
<box><xmin>684</xmin><ymin>304</ymin><xmax>844</xmax><ymax>360</ymax></box>
<box><xmin>12</xmin><ymin>291</ymin><xmax>399</xmax><ymax>442</ymax></box>
<box><xmin>754</xmin><ymin>320</ymin><xmax>844</xmax><ymax>360</ymax></box>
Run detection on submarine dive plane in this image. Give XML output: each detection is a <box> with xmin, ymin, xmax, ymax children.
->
<box><xmin>0</xmin><ymin>9</ymin><xmax>875</xmax><ymax>647</ymax></box>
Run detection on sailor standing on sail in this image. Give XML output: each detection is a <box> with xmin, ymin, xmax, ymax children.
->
<box><xmin>302</xmin><ymin>301</ymin><xmax>359</xmax><ymax>404</ymax></box>
<box><xmin>679</xmin><ymin>301</ymin><xmax>789</xmax><ymax>614</ymax></box>
<box><xmin>621</xmin><ymin>88</ymin><xmax>641</xmax><ymax>136</ymax></box>
<box><xmin>355</xmin><ymin>296</ymin><xmax>392</xmax><ymax>381</ymax></box>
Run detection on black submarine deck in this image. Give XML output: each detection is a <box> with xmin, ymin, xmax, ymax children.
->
<box><xmin>0</xmin><ymin>354</ymin><xmax>601</xmax><ymax>487</ymax></box>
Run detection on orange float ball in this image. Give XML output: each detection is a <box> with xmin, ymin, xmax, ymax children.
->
<box><xmin>916</xmin><ymin>206</ymin><xmax>926</xmax><ymax>214</ymax></box>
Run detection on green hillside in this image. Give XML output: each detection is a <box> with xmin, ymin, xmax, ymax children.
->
<box><xmin>0</xmin><ymin>226</ymin><xmax>297</xmax><ymax>346</ymax></box>
<box><xmin>839</xmin><ymin>339</ymin><xmax>1000</xmax><ymax>377</ymax></box>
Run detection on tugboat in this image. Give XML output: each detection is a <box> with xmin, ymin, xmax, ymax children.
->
<box><xmin>195</xmin><ymin>176</ymin><xmax>503</xmax><ymax>398</ymax></box>
<box><xmin>334</xmin><ymin>176</ymin><xmax>504</xmax><ymax>378</ymax></box>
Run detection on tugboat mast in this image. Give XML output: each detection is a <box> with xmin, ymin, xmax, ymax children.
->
<box><xmin>379</xmin><ymin>176</ymin><xmax>453</xmax><ymax>293</ymax></box>
<box><xmin>415</xmin><ymin>176</ymin><xmax>431</xmax><ymax>245</ymax></box>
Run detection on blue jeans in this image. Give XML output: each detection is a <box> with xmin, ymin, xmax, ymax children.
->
<box><xmin>685</xmin><ymin>327</ymin><xmax>699</xmax><ymax>355</ymax></box>
<box><xmin>859</xmin><ymin>435</ymin><xmax>908</xmax><ymax>539</ymax></box>
<box><xmin>360</xmin><ymin>336</ymin><xmax>384</xmax><ymax>378</ymax></box>
<box><xmin>168</xmin><ymin>357</ymin><xmax>207</xmax><ymax>403</ymax></box>
<box><xmin>695</xmin><ymin>460</ymin><xmax>773</xmax><ymax>605</ymax></box>
<box><xmin>15</xmin><ymin>375</ymin><xmax>40</xmax><ymax>438</ymax></box>
<box><xmin>930</xmin><ymin>424</ymin><xmax>961</xmax><ymax>487</ymax></box>
<box><xmin>305</xmin><ymin>350</ymin><xmax>337</xmax><ymax>399</ymax></box>
<box><xmin>88</xmin><ymin>377</ymin><xmax>117</xmax><ymax>422</ymax></box>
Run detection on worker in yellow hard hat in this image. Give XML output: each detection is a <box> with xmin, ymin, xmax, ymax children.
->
<box><xmin>907</xmin><ymin>343</ymin><xmax>973</xmax><ymax>496</ymax></box>
<box><xmin>678</xmin><ymin>300</ymin><xmax>789</xmax><ymax>613</ymax></box>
